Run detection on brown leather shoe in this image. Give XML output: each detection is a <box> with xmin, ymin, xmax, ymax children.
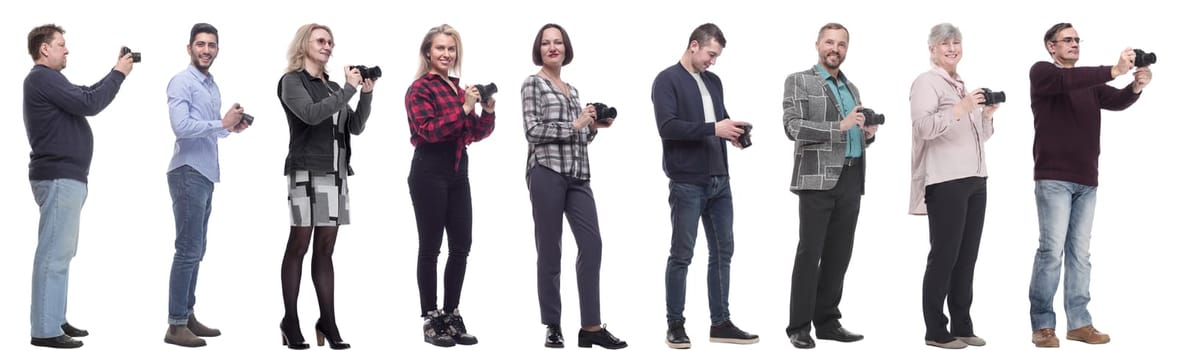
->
<box><xmin>1066</xmin><ymin>325</ymin><xmax>1110</xmax><ymax>344</ymax></box>
<box><xmin>1032</xmin><ymin>328</ymin><xmax>1059</xmax><ymax>348</ymax></box>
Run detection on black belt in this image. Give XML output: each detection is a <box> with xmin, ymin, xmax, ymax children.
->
<box><xmin>844</xmin><ymin>157</ymin><xmax>860</xmax><ymax>167</ymax></box>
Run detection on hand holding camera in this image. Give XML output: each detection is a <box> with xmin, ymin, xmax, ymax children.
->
<box><xmin>737</xmin><ymin>123</ymin><xmax>753</xmax><ymax>148</ymax></box>
<box><xmin>1133</xmin><ymin>48</ymin><xmax>1156</xmax><ymax>67</ymax></box>
<box><xmin>115</xmin><ymin>46</ymin><xmax>139</xmax><ymax>76</ymax></box>
<box><xmin>348</xmin><ymin>65</ymin><xmax>381</xmax><ymax>92</ymax></box>
<box><xmin>221</xmin><ymin>103</ymin><xmax>245</xmax><ymax>130</ymax></box>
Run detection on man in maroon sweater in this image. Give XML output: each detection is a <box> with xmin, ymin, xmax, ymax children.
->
<box><xmin>1027</xmin><ymin>23</ymin><xmax>1152</xmax><ymax>348</ymax></box>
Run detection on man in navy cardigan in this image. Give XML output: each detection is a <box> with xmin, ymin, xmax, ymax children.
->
<box><xmin>23</xmin><ymin>24</ymin><xmax>133</xmax><ymax>349</ymax></box>
<box><xmin>651</xmin><ymin>23</ymin><xmax>757</xmax><ymax>349</ymax></box>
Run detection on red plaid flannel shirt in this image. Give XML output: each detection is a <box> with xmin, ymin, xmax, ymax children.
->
<box><xmin>405</xmin><ymin>74</ymin><xmax>496</xmax><ymax>170</ymax></box>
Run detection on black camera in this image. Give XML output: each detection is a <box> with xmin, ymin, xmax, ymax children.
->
<box><xmin>980</xmin><ymin>88</ymin><xmax>1006</xmax><ymax>106</ymax></box>
<box><xmin>348</xmin><ymin>65</ymin><xmax>382</xmax><ymax>80</ymax></box>
<box><xmin>239</xmin><ymin>113</ymin><xmax>254</xmax><ymax>126</ymax></box>
<box><xmin>738</xmin><ymin>124</ymin><xmax>753</xmax><ymax>148</ymax></box>
<box><xmin>861</xmin><ymin>108</ymin><xmax>885</xmax><ymax>126</ymax></box>
<box><xmin>474</xmin><ymin>83</ymin><xmax>498</xmax><ymax>101</ymax></box>
<box><xmin>120</xmin><ymin>46</ymin><xmax>141</xmax><ymax>63</ymax></box>
<box><xmin>589</xmin><ymin>102</ymin><xmax>617</xmax><ymax>120</ymax></box>
<box><xmin>1134</xmin><ymin>49</ymin><xmax>1156</xmax><ymax>67</ymax></box>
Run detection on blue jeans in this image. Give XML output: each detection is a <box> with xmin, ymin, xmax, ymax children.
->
<box><xmin>665</xmin><ymin>176</ymin><xmax>734</xmax><ymax>325</ymax></box>
<box><xmin>1029</xmin><ymin>180</ymin><xmax>1096</xmax><ymax>331</ymax></box>
<box><xmin>168</xmin><ymin>165</ymin><xmax>214</xmax><ymax>325</ymax></box>
<box><xmin>30</xmin><ymin>179</ymin><xmax>87</xmax><ymax>338</ymax></box>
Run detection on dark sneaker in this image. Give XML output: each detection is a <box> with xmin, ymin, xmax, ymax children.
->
<box><xmin>666</xmin><ymin>319</ymin><xmax>690</xmax><ymax>349</ymax></box>
<box><xmin>709</xmin><ymin>320</ymin><xmax>759</xmax><ymax>344</ymax></box>
<box><xmin>423</xmin><ymin>310</ymin><xmax>456</xmax><ymax>347</ymax></box>
<box><xmin>443</xmin><ymin>310</ymin><xmax>478</xmax><ymax>345</ymax></box>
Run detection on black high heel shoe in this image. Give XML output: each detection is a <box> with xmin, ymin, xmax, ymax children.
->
<box><xmin>315</xmin><ymin>319</ymin><xmax>351</xmax><ymax>349</ymax></box>
<box><xmin>281</xmin><ymin>318</ymin><xmax>310</xmax><ymax>350</ymax></box>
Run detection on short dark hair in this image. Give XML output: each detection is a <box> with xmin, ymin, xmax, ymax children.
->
<box><xmin>1043</xmin><ymin>22</ymin><xmax>1073</xmax><ymax>52</ymax></box>
<box><xmin>687</xmin><ymin>23</ymin><xmax>726</xmax><ymax>49</ymax></box>
<box><xmin>817</xmin><ymin>22</ymin><xmax>848</xmax><ymax>42</ymax></box>
<box><xmin>532</xmin><ymin>23</ymin><xmax>573</xmax><ymax>66</ymax></box>
<box><xmin>28</xmin><ymin>24</ymin><xmax>64</xmax><ymax>61</ymax></box>
<box><xmin>190</xmin><ymin>23</ymin><xmax>218</xmax><ymax>45</ymax></box>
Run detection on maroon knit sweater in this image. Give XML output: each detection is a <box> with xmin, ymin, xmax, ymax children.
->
<box><xmin>1029</xmin><ymin>61</ymin><xmax>1140</xmax><ymax>186</ymax></box>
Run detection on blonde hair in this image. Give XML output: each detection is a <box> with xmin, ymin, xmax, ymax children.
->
<box><xmin>286</xmin><ymin>23</ymin><xmax>333</xmax><ymax>73</ymax></box>
<box><xmin>415</xmin><ymin>24</ymin><xmax>463</xmax><ymax>78</ymax></box>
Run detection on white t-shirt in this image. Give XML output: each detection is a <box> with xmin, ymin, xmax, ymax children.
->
<box><xmin>690</xmin><ymin>72</ymin><xmax>716</xmax><ymax>123</ymax></box>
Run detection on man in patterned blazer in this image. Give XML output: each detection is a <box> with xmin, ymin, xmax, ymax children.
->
<box><xmin>781</xmin><ymin>22</ymin><xmax>878</xmax><ymax>349</ymax></box>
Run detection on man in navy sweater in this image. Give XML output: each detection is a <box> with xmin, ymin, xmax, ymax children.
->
<box><xmin>1027</xmin><ymin>23</ymin><xmax>1151</xmax><ymax>348</ymax></box>
<box><xmin>651</xmin><ymin>23</ymin><xmax>757</xmax><ymax>349</ymax></box>
<box><xmin>23</xmin><ymin>24</ymin><xmax>134</xmax><ymax>349</ymax></box>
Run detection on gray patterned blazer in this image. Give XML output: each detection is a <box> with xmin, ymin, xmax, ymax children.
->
<box><xmin>782</xmin><ymin>66</ymin><xmax>872</xmax><ymax>193</ymax></box>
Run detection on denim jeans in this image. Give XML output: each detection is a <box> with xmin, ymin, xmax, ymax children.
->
<box><xmin>1029</xmin><ymin>180</ymin><xmax>1096</xmax><ymax>331</ymax></box>
<box><xmin>168</xmin><ymin>165</ymin><xmax>214</xmax><ymax>325</ymax></box>
<box><xmin>665</xmin><ymin>176</ymin><xmax>734</xmax><ymax>325</ymax></box>
<box><xmin>30</xmin><ymin>178</ymin><xmax>87</xmax><ymax>338</ymax></box>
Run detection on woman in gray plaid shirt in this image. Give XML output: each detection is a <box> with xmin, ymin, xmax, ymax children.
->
<box><xmin>520</xmin><ymin>23</ymin><xmax>627</xmax><ymax>350</ymax></box>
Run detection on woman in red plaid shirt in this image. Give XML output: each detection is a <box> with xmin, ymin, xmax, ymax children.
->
<box><xmin>404</xmin><ymin>23</ymin><xmax>495</xmax><ymax>348</ymax></box>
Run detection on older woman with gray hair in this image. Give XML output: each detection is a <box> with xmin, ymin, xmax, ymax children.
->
<box><xmin>909</xmin><ymin>23</ymin><xmax>999</xmax><ymax>349</ymax></box>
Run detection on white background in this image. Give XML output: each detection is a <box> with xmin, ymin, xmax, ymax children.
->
<box><xmin>1</xmin><ymin>0</ymin><xmax>1174</xmax><ymax>349</ymax></box>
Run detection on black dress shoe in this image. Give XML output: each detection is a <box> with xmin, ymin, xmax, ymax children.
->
<box><xmin>815</xmin><ymin>327</ymin><xmax>863</xmax><ymax>342</ymax></box>
<box><xmin>579</xmin><ymin>326</ymin><xmax>627</xmax><ymax>349</ymax></box>
<box><xmin>61</xmin><ymin>323</ymin><xmax>88</xmax><ymax>338</ymax></box>
<box><xmin>789</xmin><ymin>332</ymin><xmax>815</xmax><ymax>349</ymax></box>
<box><xmin>31</xmin><ymin>335</ymin><xmax>83</xmax><ymax>349</ymax></box>
<box><xmin>666</xmin><ymin>320</ymin><xmax>690</xmax><ymax>349</ymax></box>
<box><xmin>545</xmin><ymin>324</ymin><xmax>564</xmax><ymax>348</ymax></box>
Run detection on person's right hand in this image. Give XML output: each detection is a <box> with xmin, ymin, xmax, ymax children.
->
<box><xmin>114</xmin><ymin>49</ymin><xmax>134</xmax><ymax>76</ymax></box>
<box><xmin>221</xmin><ymin>103</ymin><xmax>243</xmax><ymax>130</ymax></box>
<box><xmin>573</xmin><ymin>104</ymin><xmax>596</xmax><ymax>129</ymax></box>
<box><xmin>953</xmin><ymin>89</ymin><xmax>986</xmax><ymax>120</ymax></box>
<box><xmin>715</xmin><ymin>119</ymin><xmax>745</xmax><ymax>141</ymax></box>
<box><xmin>344</xmin><ymin>66</ymin><xmax>363</xmax><ymax>89</ymax></box>
<box><xmin>839</xmin><ymin>106</ymin><xmax>865</xmax><ymax>131</ymax></box>
<box><xmin>462</xmin><ymin>85</ymin><xmax>481</xmax><ymax>113</ymax></box>
<box><xmin>1112</xmin><ymin>47</ymin><xmax>1135</xmax><ymax>78</ymax></box>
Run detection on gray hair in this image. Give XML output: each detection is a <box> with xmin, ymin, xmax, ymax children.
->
<box><xmin>928</xmin><ymin>23</ymin><xmax>962</xmax><ymax>66</ymax></box>
<box><xmin>928</xmin><ymin>23</ymin><xmax>962</xmax><ymax>47</ymax></box>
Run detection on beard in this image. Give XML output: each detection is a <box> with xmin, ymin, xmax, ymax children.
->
<box><xmin>819</xmin><ymin>51</ymin><xmax>844</xmax><ymax>70</ymax></box>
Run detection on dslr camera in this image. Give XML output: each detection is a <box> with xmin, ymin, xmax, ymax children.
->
<box><xmin>980</xmin><ymin>88</ymin><xmax>1006</xmax><ymax>106</ymax></box>
<box><xmin>348</xmin><ymin>65</ymin><xmax>382</xmax><ymax>80</ymax></box>
<box><xmin>861</xmin><ymin>108</ymin><xmax>885</xmax><ymax>126</ymax></box>
<box><xmin>589</xmin><ymin>102</ymin><xmax>617</xmax><ymax>120</ymax></box>
<box><xmin>1134</xmin><ymin>49</ymin><xmax>1157</xmax><ymax>67</ymax></box>
<box><xmin>738</xmin><ymin>123</ymin><xmax>753</xmax><ymax>148</ymax></box>
<box><xmin>474</xmin><ymin>83</ymin><xmax>498</xmax><ymax>101</ymax></box>
<box><xmin>239</xmin><ymin>113</ymin><xmax>255</xmax><ymax>126</ymax></box>
<box><xmin>120</xmin><ymin>46</ymin><xmax>141</xmax><ymax>63</ymax></box>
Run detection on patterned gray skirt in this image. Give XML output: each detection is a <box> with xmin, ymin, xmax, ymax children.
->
<box><xmin>287</xmin><ymin>170</ymin><xmax>350</xmax><ymax>227</ymax></box>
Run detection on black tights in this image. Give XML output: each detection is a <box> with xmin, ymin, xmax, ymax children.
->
<box><xmin>281</xmin><ymin>226</ymin><xmax>341</xmax><ymax>339</ymax></box>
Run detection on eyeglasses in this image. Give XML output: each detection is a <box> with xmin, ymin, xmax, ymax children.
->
<box><xmin>1051</xmin><ymin>37</ymin><xmax>1081</xmax><ymax>44</ymax></box>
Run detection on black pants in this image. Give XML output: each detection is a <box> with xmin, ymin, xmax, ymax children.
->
<box><xmin>528</xmin><ymin>166</ymin><xmax>602</xmax><ymax>327</ymax></box>
<box><xmin>409</xmin><ymin>142</ymin><xmax>473</xmax><ymax>316</ymax></box>
<box><xmin>788</xmin><ymin>162</ymin><xmax>863</xmax><ymax>335</ymax></box>
<box><xmin>922</xmin><ymin>177</ymin><xmax>986</xmax><ymax>341</ymax></box>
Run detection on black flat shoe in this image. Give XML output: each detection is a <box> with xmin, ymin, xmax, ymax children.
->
<box><xmin>61</xmin><ymin>323</ymin><xmax>88</xmax><ymax>338</ymax></box>
<box><xmin>789</xmin><ymin>332</ymin><xmax>815</xmax><ymax>349</ymax></box>
<box><xmin>815</xmin><ymin>327</ymin><xmax>863</xmax><ymax>342</ymax></box>
<box><xmin>31</xmin><ymin>335</ymin><xmax>83</xmax><ymax>349</ymax></box>
<box><xmin>545</xmin><ymin>324</ymin><xmax>564</xmax><ymax>348</ymax></box>
<box><xmin>578</xmin><ymin>326</ymin><xmax>627</xmax><ymax>349</ymax></box>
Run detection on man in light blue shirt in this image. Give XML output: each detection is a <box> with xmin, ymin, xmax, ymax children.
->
<box><xmin>163</xmin><ymin>22</ymin><xmax>248</xmax><ymax>348</ymax></box>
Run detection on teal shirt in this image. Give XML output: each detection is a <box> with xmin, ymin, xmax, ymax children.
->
<box><xmin>815</xmin><ymin>64</ymin><xmax>862</xmax><ymax>158</ymax></box>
